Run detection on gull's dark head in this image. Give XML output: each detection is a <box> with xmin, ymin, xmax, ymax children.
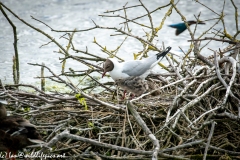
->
<box><xmin>102</xmin><ymin>59</ymin><xmax>114</xmax><ymax>78</ymax></box>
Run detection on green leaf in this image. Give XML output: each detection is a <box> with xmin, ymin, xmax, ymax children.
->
<box><xmin>75</xmin><ymin>93</ymin><xmax>88</xmax><ymax>110</ymax></box>
<box><xmin>88</xmin><ymin>122</ymin><xmax>94</xmax><ymax>128</ymax></box>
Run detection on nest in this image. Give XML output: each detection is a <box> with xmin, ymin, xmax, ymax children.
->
<box><xmin>1</xmin><ymin>0</ymin><xmax>240</xmax><ymax>159</ymax></box>
<box><xmin>1</xmin><ymin>59</ymin><xmax>240</xmax><ymax>159</ymax></box>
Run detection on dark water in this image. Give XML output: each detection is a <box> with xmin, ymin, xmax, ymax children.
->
<box><xmin>0</xmin><ymin>0</ymin><xmax>239</xmax><ymax>85</ymax></box>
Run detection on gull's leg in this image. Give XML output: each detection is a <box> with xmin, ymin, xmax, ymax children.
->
<box><xmin>122</xmin><ymin>90</ymin><xmax>127</xmax><ymax>99</ymax></box>
<box><xmin>130</xmin><ymin>93</ymin><xmax>135</xmax><ymax>99</ymax></box>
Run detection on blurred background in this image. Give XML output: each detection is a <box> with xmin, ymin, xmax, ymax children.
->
<box><xmin>0</xmin><ymin>0</ymin><xmax>239</xmax><ymax>85</ymax></box>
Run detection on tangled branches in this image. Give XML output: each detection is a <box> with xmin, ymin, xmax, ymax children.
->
<box><xmin>0</xmin><ymin>0</ymin><xmax>240</xmax><ymax>159</ymax></box>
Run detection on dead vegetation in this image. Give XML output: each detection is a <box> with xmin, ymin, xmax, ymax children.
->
<box><xmin>0</xmin><ymin>0</ymin><xmax>240</xmax><ymax>160</ymax></box>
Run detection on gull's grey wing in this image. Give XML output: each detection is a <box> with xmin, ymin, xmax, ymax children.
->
<box><xmin>121</xmin><ymin>58</ymin><xmax>155</xmax><ymax>76</ymax></box>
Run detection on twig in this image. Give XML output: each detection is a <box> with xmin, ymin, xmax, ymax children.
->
<box><xmin>188</xmin><ymin>37</ymin><xmax>237</xmax><ymax>44</ymax></box>
<box><xmin>0</xmin><ymin>4</ymin><xmax>20</xmax><ymax>84</ymax></box>
<box><xmin>203</xmin><ymin>121</ymin><xmax>216</xmax><ymax>160</ymax></box>
<box><xmin>127</xmin><ymin>101</ymin><xmax>159</xmax><ymax>160</ymax></box>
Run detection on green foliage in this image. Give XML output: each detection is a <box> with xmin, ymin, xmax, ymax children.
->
<box><xmin>23</xmin><ymin>106</ymin><xmax>30</xmax><ymax>112</ymax></box>
<box><xmin>88</xmin><ymin>122</ymin><xmax>94</xmax><ymax>128</ymax></box>
<box><xmin>75</xmin><ymin>93</ymin><xmax>88</xmax><ymax>110</ymax></box>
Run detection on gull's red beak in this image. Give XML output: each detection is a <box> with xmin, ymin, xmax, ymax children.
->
<box><xmin>102</xmin><ymin>72</ymin><xmax>106</xmax><ymax>78</ymax></box>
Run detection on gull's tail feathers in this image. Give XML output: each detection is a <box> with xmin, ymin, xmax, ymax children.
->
<box><xmin>156</xmin><ymin>46</ymin><xmax>171</xmax><ymax>61</ymax></box>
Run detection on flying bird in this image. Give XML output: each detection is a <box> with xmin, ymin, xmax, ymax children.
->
<box><xmin>168</xmin><ymin>20</ymin><xmax>205</xmax><ymax>36</ymax></box>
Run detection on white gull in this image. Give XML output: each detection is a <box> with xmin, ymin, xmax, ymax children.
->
<box><xmin>102</xmin><ymin>46</ymin><xmax>171</xmax><ymax>80</ymax></box>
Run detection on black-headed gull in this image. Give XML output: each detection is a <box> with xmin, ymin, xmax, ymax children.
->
<box><xmin>115</xmin><ymin>76</ymin><xmax>148</xmax><ymax>97</ymax></box>
<box><xmin>102</xmin><ymin>46</ymin><xmax>171</xmax><ymax>80</ymax></box>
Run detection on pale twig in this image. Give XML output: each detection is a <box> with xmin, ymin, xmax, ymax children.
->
<box><xmin>0</xmin><ymin>4</ymin><xmax>20</xmax><ymax>84</ymax></box>
<box><xmin>202</xmin><ymin>143</ymin><xmax>240</xmax><ymax>155</ymax></box>
<box><xmin>165</xmin><ymin>53</ymin><xmax>184</xmax><ymax>80</ymax></box>
<box><xmin>119</xmin><ymin>3</ymin><xmax>171</xmax><ymax>25</ymax></box>
<box><xmin>193</xmin><ymin>41</ymin><xmax>214</xmax><ymax>67</ymax></box>
<box><xmin>127</xmin><ymin>101</ymin><xmax>159</xmax><ymax>160</ymax></box>
<box><xmin>230</xmin><ymin>0</ymin><xmax>239</xmax><ymax>38</ymax></box>
<box><xmin>194</xmin><ymin>76</ymin><xmax>217</xmax><ymax>95</ymax></box>
<box><xmin>218</xmin><ymin>56</ymin><xmax>237</xmax><ymax>104</ymax></box>
<box><xmin>92</xmin><ymin>22</ymin><xmax>162</xmax><ymax>52</ymax></box>
<box><xmin>131</xmin><ymin>77</ymin><xmax>190</xmax><ymax>102</ymax></box>
<box><xmin>203</xmin><ymin>121</ymin><xmax>216</xmax><ymax>160</ymax></box>
<box><xmin>189</xmin><ymin>105</ymin><xmax>221</xmax><ymax>127</ymax></box>
<box><xmin>166</xmin><ymin>79</ymin><xmax>197</xmax><ymax>122</ymax></box>
<box><xmin>214</xmin><ymin>51</ymin><xmax>240</xmax><ymax>107</ymax></box>
<box><xmin>216</xmin><ymin>111</ymin><xmax>239</xmax><ymax>120</ymax></box>
<box><xmin>104</xmin><ymin>4</ymin><xmax>142</xmax><ymax>13</ymax></box>
<box><xmin>99</xmin><ymin>14</ymin><xmax>152</xmax><ymax>29</ymax></box>
<box><xmin>139</xmin><ymin>0</ymin><xmax>155</xmax><ymax>41</ymax></box>
<box><xmin>172</xmin><ymin>83</ymin><xmax>220</xmax><ymax>129</ymax></box>
<box><xmin>188</xmin><ymin>37</ymin><xmax>236</xmax><ymax>44</ymax></box>
<box><xmin>196</xmin><ymin>1</ymin><xmax>221</xmax><ymax>16</ymax></box>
